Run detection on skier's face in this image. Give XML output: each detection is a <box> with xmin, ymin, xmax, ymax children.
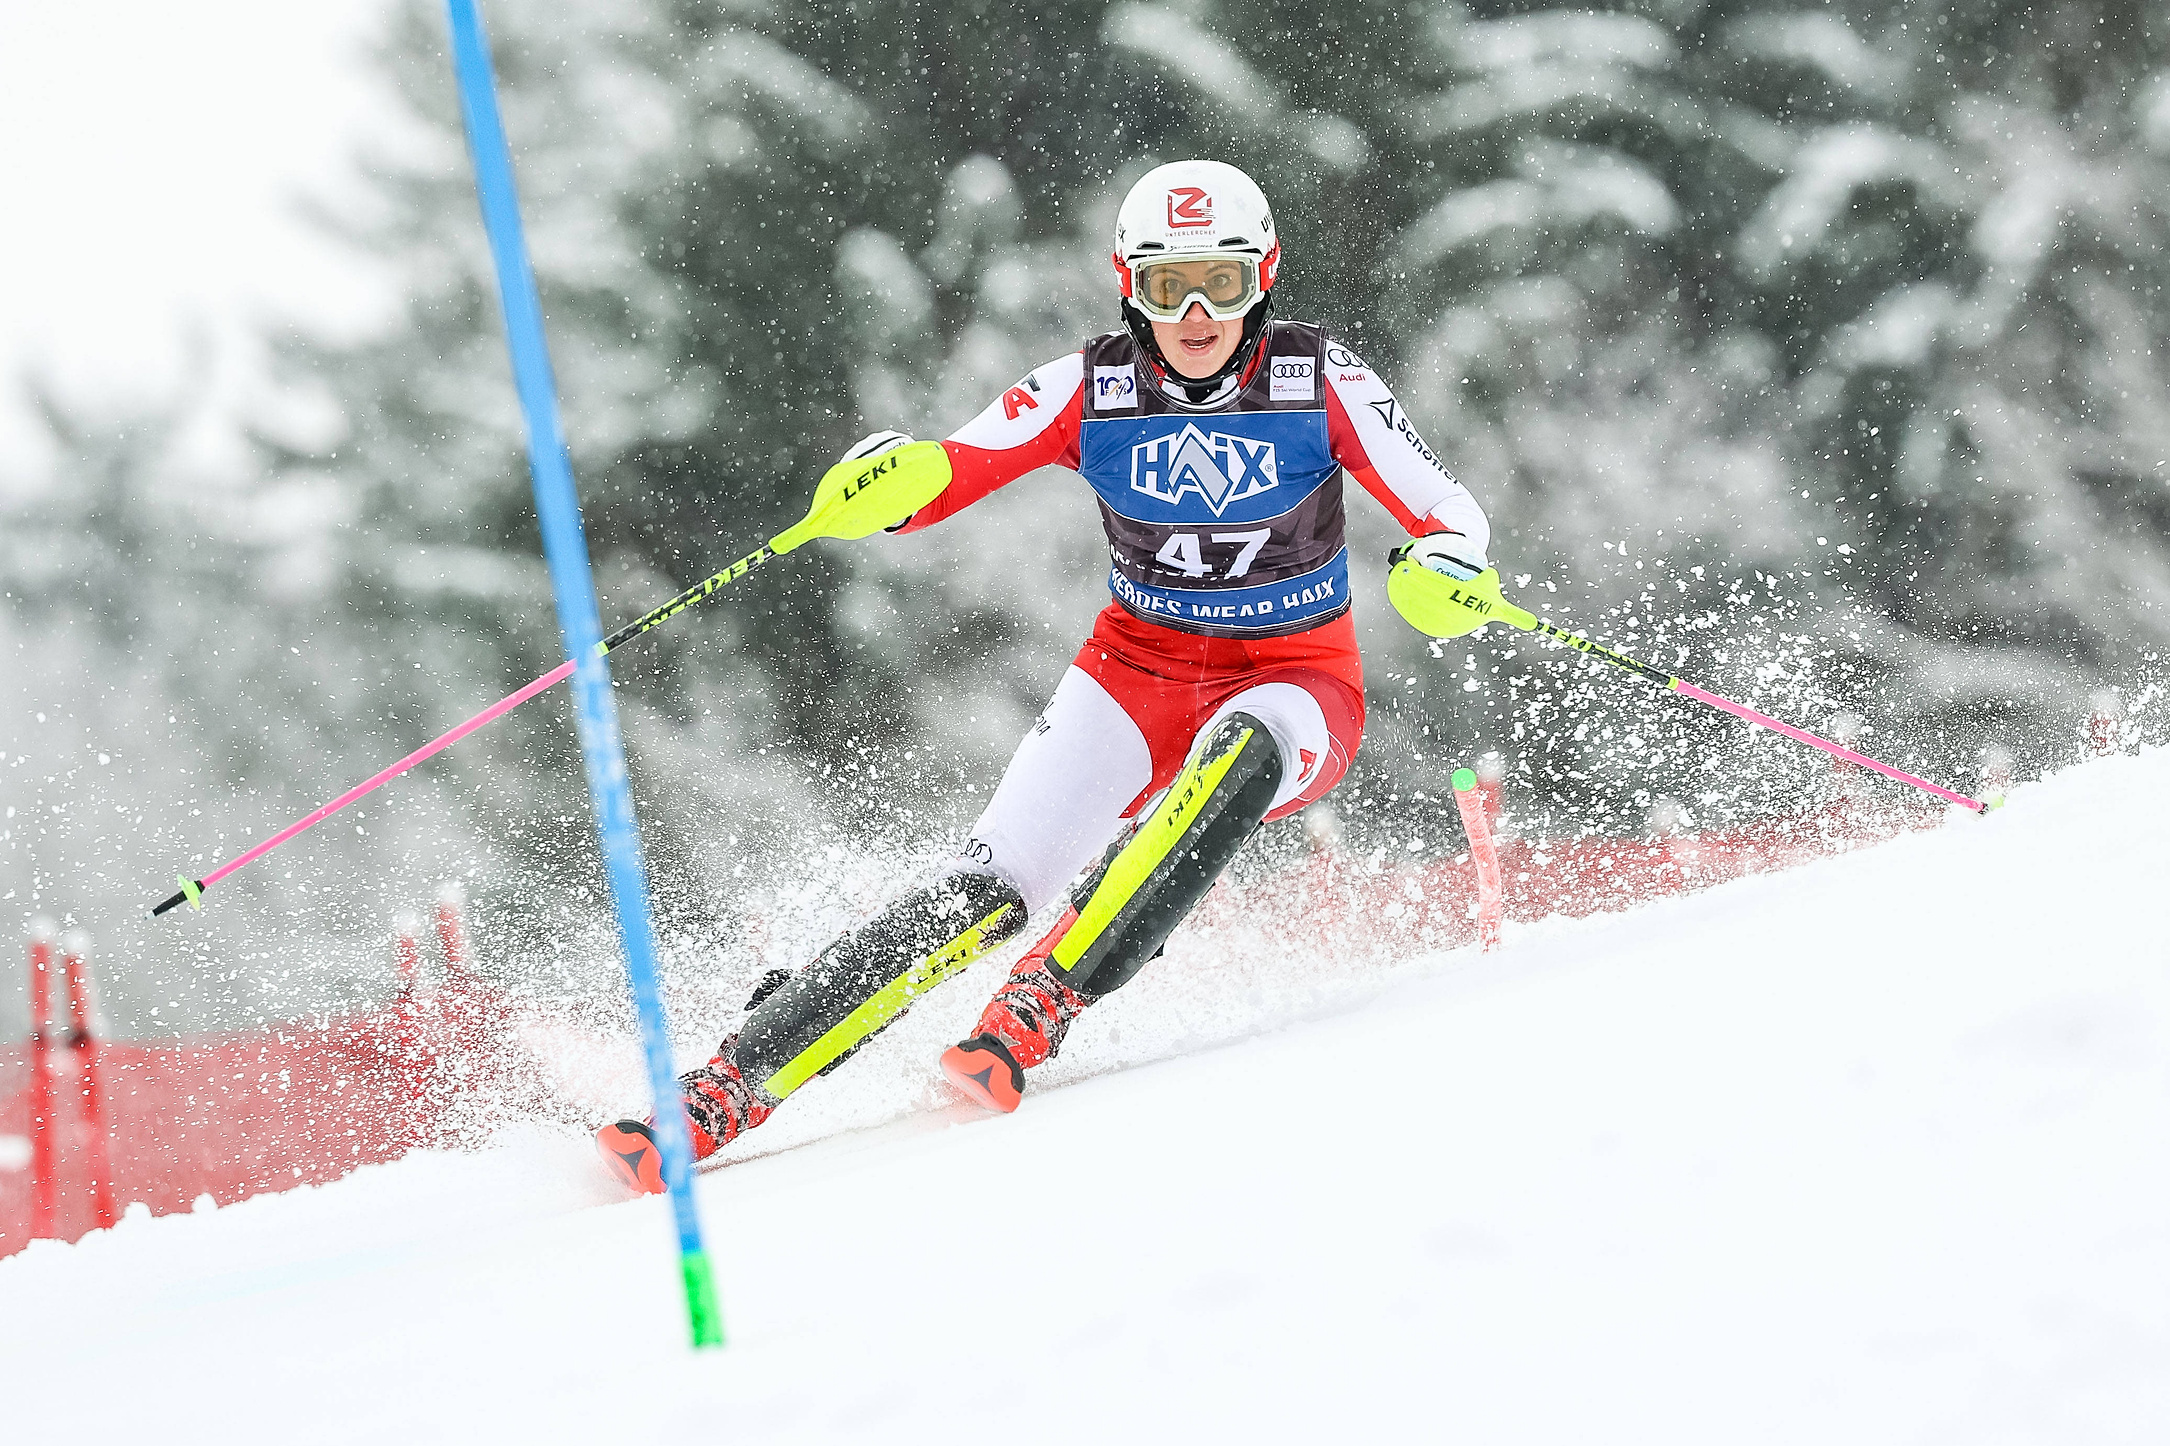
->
<box><xmin>1152</xmin><ymin>302</ymin><xmax>1241</xmax><ymax>379</ymax></box>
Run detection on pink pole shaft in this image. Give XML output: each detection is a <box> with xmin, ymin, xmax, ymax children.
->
<box><xmin>1671</xmin><ymin>680</ymin><xmax>1986</xmax><ymax>812</ymax></box>
<box><xmin>199</xmin><ymin>658</ymin><xmax>578</xmax><ymax>890</ymax></box>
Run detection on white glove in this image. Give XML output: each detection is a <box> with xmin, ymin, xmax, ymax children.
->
<box><xmin>1400</xmin><ymin>530</ymin><xmax>1486</xmax><ymax>580</ymax></box>
<box><xmin>844</xmin><ymin>429</ymin><xmax>913</xmax><ymax>460</ymax></box>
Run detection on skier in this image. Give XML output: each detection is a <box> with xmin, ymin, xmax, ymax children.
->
<box><xmin>597</xmin><ymin>159</ymin><xmax>1512</xmax><ymax>1191</ymax></box>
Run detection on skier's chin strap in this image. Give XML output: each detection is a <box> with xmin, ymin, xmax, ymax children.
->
<box><xmin>1049</xmin><ymin>710</ymin><xmax>1284</xmax><ymax>997</ymax></box>
<box><xmin>1123</xmin><ymin>293</ymin><xmax>1275</xmax><ymax>406</ymax></box>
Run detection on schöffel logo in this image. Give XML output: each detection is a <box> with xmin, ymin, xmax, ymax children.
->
<box><xmin>1131</xmin><ymin>424</ymin><xmax>1279</xmax><ymax>516</ymax></box>
<box><xmin>1269</xmin><ymin>356</ymin><xmax>1315</xmax><ymax>402</ymax></box>
<box><xmin>1093</xmin><ymin>364</ymin><xmax>1137</xmax><ymax>409</ymax></box>
<box><xmin>1367</xmin><ymin>397</ymin><xmax>1454</xmax><ymax>479</ymax></box>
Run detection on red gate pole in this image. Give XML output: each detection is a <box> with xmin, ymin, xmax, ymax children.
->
<box><xmin>1826</xmin><ymin>712</ymin><xmax>1869</xmax><ymax>807</ymax></box>
<box><xmin>386</xmin><ymin>915</ymin><xmax>432</xmax><ymax>1146</ymax></box>
<box><xmin>434</xmin><ymin>882</ymin><xmax>471</xmax><ymax>974</ymax></box>
<box><xmin>433</xmin><ymin>881</ymin><xmax>505</xmax><ymax>1065</ymax></box>
<box><xmin>2087</xmin><ymin>690</ymin><xmax>2124</xmax><ymax>757</ymax></box>
<box><xmin>392</xmin><ymin>916</ymin><xmax>425</xmax><ymax>995</ymax></box>
<box><xmin>61</xmin><ymin>933</ymin><xmax>117</xmax><ymax>1230</ymax></box>
<box><xmin>26</xmin><ymin>923</ymin><xmax>59</xmax><ymax>1240</ymax></box>
<box><xmin>1474</xmin><ymin>751</ymin><xmax>1505</xmax><ymax>827</ymax></box>
<box><xmin>1451</xmin><ymin>767</ymin><xmax>1505</xmax><ymax>952</ymax></box>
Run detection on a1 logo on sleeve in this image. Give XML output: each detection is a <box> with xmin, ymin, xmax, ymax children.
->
<box><xmin>1269</xmin><ymin>356</ymin><xmax>1316</xmax><ymax>402</ymax></box>
<box><xmin>1094</xmin><ymin>364</ymin><xmax>1138</xmax><ymax>410</ymax></box>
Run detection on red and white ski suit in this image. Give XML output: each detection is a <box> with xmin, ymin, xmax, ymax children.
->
<box><xmin>904</xmin><ymin>322</ymin><xmax>1489</xmax><ymax>914</ymax></box>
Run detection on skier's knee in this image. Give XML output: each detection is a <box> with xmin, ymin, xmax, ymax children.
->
<box><xmin>1208</xmin><ymin>678</ymin><xmax>1342</xmax><ymax>815</ymax></box>
<box><xmin>1049</xmin><ymin>711</ymin><xmax>1281</xmax><ymax>997</ymax></box>
<box><xmin>732</xmin><ymin>870</ymin><xmax>1028</xmax><ymax>1100</ymax></box>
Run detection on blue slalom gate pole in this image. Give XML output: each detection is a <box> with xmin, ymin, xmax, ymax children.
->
<box><xmin>443</xmin><ymin>0</ymin><xmax>722</xmax><ymax>1347</ymax></box>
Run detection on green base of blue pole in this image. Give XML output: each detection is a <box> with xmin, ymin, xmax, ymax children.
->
<box><xmin>682</xmin><ymin>1249</ymin><xmax>724</xmax><ymax>1348</ymax></box>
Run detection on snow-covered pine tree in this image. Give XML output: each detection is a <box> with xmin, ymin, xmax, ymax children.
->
<box><xmin>1714</xmin><ymin>0</ymin><xmax>2170</xmax><ymax>753</ymax></box>
<box><xmin>1367</xmin><ymin>1</ymin><xmax>1820</xmax><ymax>824</ymax></box>
<box><xmin>295</xmin><ymin>1</ymin><xmax>1172</xmax><ymax>915</ymax></box>
<box><xmin>0</xmin><ymin>385</ymin><xmax>518</xmax><ymax>1032</ymax></box>
<box><xmin>289</xmin><ymin>0</ymin><xmax>2170</xmax><ymax>872</ymax></box>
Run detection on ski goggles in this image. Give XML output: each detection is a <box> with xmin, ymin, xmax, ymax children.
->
<box><xmin>1127</xmin><ymin>252</ymin><xmax>1263</xmax><ymax>323</ymax></box>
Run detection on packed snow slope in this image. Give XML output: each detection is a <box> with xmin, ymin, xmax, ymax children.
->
<box><xmin>4</xmin><ymin>753</ymin><xmax>2166</xmax><ymax>1444</ymax></box>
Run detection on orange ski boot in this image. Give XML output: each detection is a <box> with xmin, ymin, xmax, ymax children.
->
<box><xmin>940</xmin><ymin>908</ymin><xmax>1094</xmax><ymax>1113</ymax></box>
<box><xmin>595</xmin><ymin>1119</ymin><xmax>667</xmax><ymax>1193</ymax></box>
<box><xmin>940</xmin><ymin>1033</ymin><xmax>1027</xmax><ymax>1113</ymax></box>
<box><xmin>594</xmin><ymin>1030</ymin><xmax>777</xmax><ymax>1193</ymax></box>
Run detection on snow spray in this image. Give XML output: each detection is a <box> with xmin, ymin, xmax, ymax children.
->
<box><xmin>1474</xmin><ymin>591</ymin><xmax>1999</xmax><ymax>814</ymax></box>
<box><xmin>443</xmin><ymin>0</ymin><xmax>720</xmax><ymax>1347</ymax></box>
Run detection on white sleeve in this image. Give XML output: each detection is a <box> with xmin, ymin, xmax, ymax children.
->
<box><xmin>946</xmin><ymin>352</ymin><xmax>1086</xmax><ymax>453</ymax></box>
<box><xmin>1323</xmin><ymin>340</ymin><xmax>1491</xmax><ymax>560</ymax></box>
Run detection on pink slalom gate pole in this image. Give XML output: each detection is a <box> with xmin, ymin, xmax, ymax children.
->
<box><xmin>150</xmin><ymin>537</ymin><xmax>780</xmax><ymax>917</ymax></box>
<box><xmin>1474</xmin><ymin>592</ymin><xmax>1999</xmax><ymax>814</ymax></box>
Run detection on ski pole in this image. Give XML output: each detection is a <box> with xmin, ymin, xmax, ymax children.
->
<box><xmin>149</xmin><ymin>540</ymin><xmax>777</xmax><ymax>917</ymax></box>
<box><xmin>1476</xmin><ymin>591</ymin><xmax>1996</xmax><ymax>813</ymax></box>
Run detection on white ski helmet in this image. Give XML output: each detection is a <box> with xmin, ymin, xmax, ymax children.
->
<box><xmin>1111</xmin><ymin>159</ymin><xmax>1281</xmax><ymax>322</ymax></box>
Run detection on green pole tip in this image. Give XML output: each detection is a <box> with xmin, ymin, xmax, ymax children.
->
<box><xmin>179</xmin><ymin>876</ymin><xmax>204</xmax><ymax>910</ymax></box>
<box><xmin>682</xmin><ymin>1250</ymin><xmax>725</xmax><ymax>1349</ymax></box>
<box><xmin>1450</xmin><ymin>767</ymin><xmax>1478</xmax><ymax>792</ymax></box>
<box><xmin>1983</xmin><ymin>793</ymin><xmax>2007</xmax><ymax>812</ymax></box>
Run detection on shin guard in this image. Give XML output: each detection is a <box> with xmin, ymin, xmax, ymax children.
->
<box><xmin>1050</xmin><ymin>710</ymin><xmax>1282</xmax><ymax>997</ymax></box>
<box><xmin>732</xmin><ymin>871</ymin><xmax>1027</xmax><ymax>1100</ymax></box>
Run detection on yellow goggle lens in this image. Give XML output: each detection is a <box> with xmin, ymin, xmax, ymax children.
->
<box><xmin>1132</xmin><ymin>255</ymin><xmax>1259</xmax><ymax>319</ymax></box>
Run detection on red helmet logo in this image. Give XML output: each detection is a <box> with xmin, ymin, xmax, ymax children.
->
<box><xmin>1165</xmin><ymin>187</ymin><xmax>1214</xmax><ymax>229</ymax></box>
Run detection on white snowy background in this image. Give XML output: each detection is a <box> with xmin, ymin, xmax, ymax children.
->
<box><xmin>0</xmin><ymin>0</ymin><xmax>397</xmax><ymax>474</ymax></box>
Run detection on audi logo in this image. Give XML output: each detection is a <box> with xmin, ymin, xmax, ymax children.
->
<box><xmin>1270</xmin><ymin>360</ymin><xmax>1312</xmax><ymax>378</ymax></box>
